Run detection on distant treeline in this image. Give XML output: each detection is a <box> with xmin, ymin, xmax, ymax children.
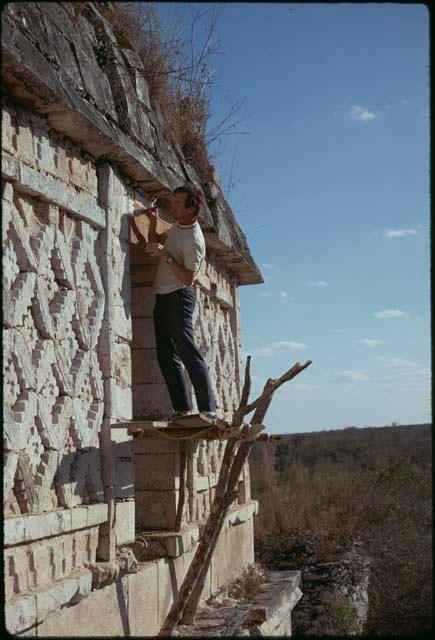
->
<box><xmin>250</xmin><ymin>423</ymin><xmax>431</xmax><ymax>478</ymax></box>
<box><xmin>250</xmin><ymin>423</ymin><xmax>432</xmax><ymax>634</ymax></box>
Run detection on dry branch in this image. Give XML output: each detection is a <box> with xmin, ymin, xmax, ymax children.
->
<box><xmin>159</xmin><ymin>357</ymin><xmax>312</xmax><ymax>634</ymax></box>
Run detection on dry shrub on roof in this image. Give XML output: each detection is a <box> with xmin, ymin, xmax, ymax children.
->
<box><xmin>92</xmin><ymin>2</ymin><xmax>249</xmax><ymax>186</ymax></box>
<box><xmin>134</xmin><ymin>3</ymin><xmax>216</xmax><ymax>183</ymax></box>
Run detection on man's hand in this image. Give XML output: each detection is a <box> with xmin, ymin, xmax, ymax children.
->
<box><xmin>144</xmin><ymin>243</ymin><xmax>169</xmax><ymax>259</ymax></box>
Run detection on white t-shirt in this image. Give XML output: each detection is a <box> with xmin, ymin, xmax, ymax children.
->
<box><xmin>154</xmin><ymin>221</ymin><xmax>206</xmax><ymax>294</ymax></box>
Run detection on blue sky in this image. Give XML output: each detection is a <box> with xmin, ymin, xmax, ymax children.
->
<box><xmin>157</xmin><ymin>3</ymin><xmax>430</xmax><ymax>433</ymax></box>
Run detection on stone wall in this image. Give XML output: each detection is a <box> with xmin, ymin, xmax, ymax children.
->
<box><xmin>2</xmin><ymin>2</ymin><xmax>262</xmax><ymax>635</ymax></box>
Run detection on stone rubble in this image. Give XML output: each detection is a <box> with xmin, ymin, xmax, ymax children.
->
<box><xmin>173</xmin><ymin>569</ymin><xmax>302</xmax><ymax>637</ymax></box>
<box><xmin>259</xmin><ymin>539</ymin><xmax>371</xmax><ymax>636</ymax></box>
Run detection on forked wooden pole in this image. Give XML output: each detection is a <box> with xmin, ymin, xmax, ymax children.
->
<box><xmin>159</xmin><ymin>358</ymin><xmax>312</xmax><ymax>635</ymax></box>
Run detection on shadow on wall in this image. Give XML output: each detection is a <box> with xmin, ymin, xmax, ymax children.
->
<box><xmin>10</xmin><ymin>439</ymin><xmax>134</xmax><ymax>516</ymax></box>
<box><xmin>122</xmin><ymin>208</ymin><xmax>174</xmax><ymax>421</ymax></box>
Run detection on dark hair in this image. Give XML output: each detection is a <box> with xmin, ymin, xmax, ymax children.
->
<box><xmin>173</xmin><ymin>184</ymin><xmax>204</xmax><ymax>216</ymax></box>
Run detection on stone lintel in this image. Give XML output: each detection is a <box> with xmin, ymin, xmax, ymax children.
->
<box><xmin>2</xmin><ymin>153</ymin><xmax>105</xmax><ymax>229</ymax></box>
<box><xmin>4</xmin><ymin>504</ymin><xmax>108</xmax><ymax>547</ymax></box>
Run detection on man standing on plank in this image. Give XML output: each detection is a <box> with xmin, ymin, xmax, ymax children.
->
<box><xmin>130</xmin><ymin>184</ymin><xmax>217</xmax><ymax>422</ymax></box>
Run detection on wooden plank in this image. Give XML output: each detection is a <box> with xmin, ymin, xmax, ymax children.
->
<box><xmin>170</xmin><ymin>413</ymin><xmax>214</xmax><ymax>428</ymax></box>
<box><xmin>111</xmin><ymin>420</ymin><xmax>169</xmax><ymax>429</ymax></box>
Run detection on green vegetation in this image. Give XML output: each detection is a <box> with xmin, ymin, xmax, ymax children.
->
<box><xmin>325</xmin><ymin>595</ymin><xmax>361</xmax><ymax>635</ymax></box>
<box><xmin>250</xmin><ymin>424</ymin><xmax>432</xmax><ymax>634</ymax></box>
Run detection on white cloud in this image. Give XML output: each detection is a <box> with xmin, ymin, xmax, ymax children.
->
<box><xmin>356</xmin><ymin>338</ymin><xmax>383</xmax><ymax>348</ymax></box>
<box><xmin>332</xmin><ymin>369</ymin><xmax>370</xmax><ymax>383</ymax></box>
<box><xmin>308</xmin><ymin>280</ymin><xmax>328</xmax><ymax>288</ymax></box>
<box><xmin>384</xmin><ymin>228</ymin><xmax>418</xmax><ymax>238</ymax></box>
<box><xmin>373</xmin><ymin>309</ymin><xmax>405</xmax><ymax>319</ymax></box>
<box><xmin>251</xmin><ymin>340</ymin><xmax>308</xmax><ymax>357</ymax></box>
<box><xmin>350</xmin><ymin>105</ymin><xmax>376</xmax><ymax>122</ymax></box>
<box><xmin>259</xmin><ymin>290</ymin><xmax>293</xmax><ymax>302</ymax></box>
<box><xmin>261</xmin><ymin>262</ymin><xmax>274</xmax><ymax>270</ymax></box>
<box><xmin>271</xmin><ymin>341</ymin><xmax>308</xmax><ymax>350</ymax></box>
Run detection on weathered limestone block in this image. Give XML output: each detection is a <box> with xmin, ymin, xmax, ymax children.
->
<box><xmin>114</xmin><ymin>440</ymin><xmax>134</xmax><ymax>499</ymax></box>
<box><xmin>130</xmin><ymin>263</ymin><xmax>158</xmax><ymax>285</ymax></box>
<box><xmin>127</xmin><ymin>562</ymin><xmax>159</xmax><ymax>636</ymax></box>
<box><xmin>35</xmin><ymin>574</ymin><xmax>128</xmax><ymax>637</ymax></box>
<box><xmin>2</xmin><ymin>105</ymin><xmax>16</xmax><ymax>153</ymax></box>
<box><xmin>99</xmin><ymin>339</ymin><xmax>132</xmax><ymax>384</ymax></box>
<box><xmin>210</xmin><ymin>527</ymin><xmax>229</xmax><ymax>592</ymax></box>
<box><xmin>131</xmin><ymin>348</ymin><xmax>164</xmax><ymax>385</ymax></box>
<box><xmin>226</xmin><ymin>517</ymin><xmax>255</xmax><ymax>583</ymax></box>
<box><xmin>112</xmin><ymin>304</ymin><xmax>132</xmax><ymax>343</ymax></box>
<box><xmin>4</xmin><ymin>526</ymin><xmax>99</xmax><ymax>600</ymax></box>
<box><xmin>114</xmin><ymin>500</ymin><xmax>135</xmax><ymax>545</ymax></box>
<box><xmin>157</xmin><ymin>548</ymin><xmax>212</xmax><ymax>628</ymax></box>
<box><xmin>135</xmin><ymin>490</ymin><xmax>186</xmax><ymax>531</ymax></box>
<box><xmin>9</xmin><ymin>159</ymin><xmax>106</xmax><ymax>229</ymax></box>
<box><xmin>15</xmin><ymin>109</ymin><xmax>36</xmax><ymax>166</ymax></box>
<box><xmin>135</xmin><ymin>436</ymin><xmax>178</xmax><ymax>455</ymax></box>
<box><xmin>246</xmin><ymin>571</ymin><xmax>302</xmax><ymax>636</ymax></box>
<box><xmin>35</xmin><ymin>569</ymin><xmax>93</xmax><ymax>624</ymax></box>
<box><xmin>104</xmin><ymin>378</ymin><xmax>133</xmax><ymax>420</ymax></box>
<box><xmin>131</xmin><ymin>284</ymin><xmax>155</xmax><ymax>317</ymax></box>
<box><xmin>5</xmin><ymin>593</ymin><xmax>37</xmax><ymax>636</ymax></box>
<box><xmin>135</xmin><ymin>452</ymin><xmax>180</xmax><ymax>491</ymax></box>
<box><xmin>132</xmin><ymin>383</ymin><xmax>172</xmax><ymax>419</ymax></box>
<box><xmin>131</xmin><ymin>317</ymin><xmax>155</xmax><ymax>349</ymax></box>
<box><xmin>121</xmin><ymin>48</ymin><xmax>151</xmax><ymax>110</ymax></box>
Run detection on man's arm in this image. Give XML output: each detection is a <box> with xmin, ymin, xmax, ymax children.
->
<box><xmin>145</xmin><ymin>243</ymin><xmax>196</xmax><ymax>286</ymax></box>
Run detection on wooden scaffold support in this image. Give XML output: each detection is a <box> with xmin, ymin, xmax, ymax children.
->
<box><xmin>159</xmin><ymin>356</ymin><xmax>312</xmax><ymax>636</ymax></box>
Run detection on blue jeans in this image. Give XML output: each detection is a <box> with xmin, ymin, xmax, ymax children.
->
<box><xmin>153</xmin><ymin>286</ymin><xmax>216</xmax><ymax>413</ymax></box>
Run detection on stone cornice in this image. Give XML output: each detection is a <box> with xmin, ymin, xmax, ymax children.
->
<box><xmin>1</xmin><ymin>2</ymin><xmax>263</xmax><ymax>285</ymax></box>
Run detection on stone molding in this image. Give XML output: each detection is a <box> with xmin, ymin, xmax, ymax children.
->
<box><xmin>3</xmin><ymin>152</ymin><xmax>105</xmax><ymax>229</ymax></box>
<box><xmin>4</xmin><ymin>503</ymin><xmax>108</xmax><ymax>546</ymax></box>
<box><xmin>5</xmin><ymin>567</ymin><xmax>93</xmax><ymax>635</ymax></box>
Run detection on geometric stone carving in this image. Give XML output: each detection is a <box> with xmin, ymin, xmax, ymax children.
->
<box><xmin>13</xmin><ymin>329</ymin><xmax>36</xmax><ymax>391</ymax></box>
<box><xmin>55</xmin><ymin>451</ymin><xmax>89</xmax><ymax>509</ymax></box>
<box><xmin>9</xmin><ymin>202</ymin><xmax>38</xmax><ymax>273</ymax></box>
<box><xmin>32</xmin><ymin>278</ymin><xmax>55</xmax><ymax>339</ymax></box>
<box><xmin>4</xmin><ymin>272</ymin><xmax>37</xmax><ymax>329</ymax></box>
<box><xmin>192</xmin><ymin>284</ymin><xmax>240</xmax><ymax>416</ymax></box>
<box><xmin>3</xmin><ymin>178</ymin><xmax>106</xmax><ymax>514</ymax></box>
<box><xmin>51</xmin><ymin>228</ymin><xmax>75</xmax><ymax>289</ymax></box>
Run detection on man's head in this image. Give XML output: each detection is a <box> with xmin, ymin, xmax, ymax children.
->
<box><xmin>171</xmin><ymin>184</ymin><xmax>203</xmax><ymax>223</ymax></box>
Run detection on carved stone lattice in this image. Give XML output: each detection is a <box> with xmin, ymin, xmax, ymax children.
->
<box><xmin>2</xmin><ymin>183</ymin><xmax>105</xmax><ymax>515</ymax></box>
<box><xmin>192</xmin><ymin>287</ymin><xmax>240</xmax><ymax>417</ymax></box>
